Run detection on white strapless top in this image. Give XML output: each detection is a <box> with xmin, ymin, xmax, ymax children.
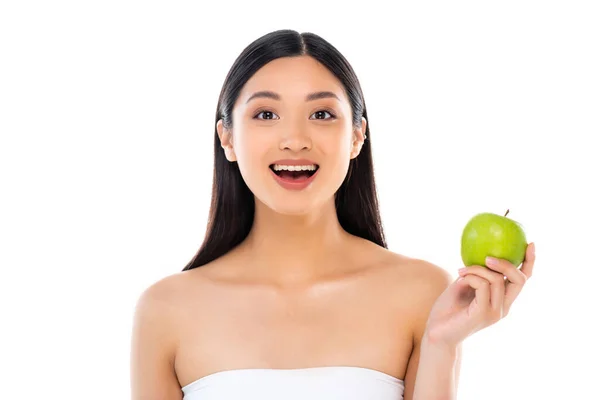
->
<box><xmin>181</xmin><ymin>366</ymin><xmax>405</xmax><ymax>399</ymax></box>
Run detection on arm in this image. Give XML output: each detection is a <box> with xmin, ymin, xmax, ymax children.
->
<box><xmin>402</xmin><ymin>263</ymin><xmax>462</xmax><ymax>400</ymax></box>
<box><xmin>403</xmin><ymin>243</ymin><xmax>535</xmax><ymax>399</ymax></box>
<box><xmin>410</xmin><ymin>334</ymin><xmax>462</xmax><ymax>400</ymax></box>
<box><xmin>130</xmin><ymin>280</ymin><xmax>183</xmax><ymax>400</ymax></box>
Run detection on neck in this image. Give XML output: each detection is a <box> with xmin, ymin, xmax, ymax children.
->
<box><xmin>238</xmin><ymin>198</ymin><xmax>351</xmax><ymax>285</ymax></box>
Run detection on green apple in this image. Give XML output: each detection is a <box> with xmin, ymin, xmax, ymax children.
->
<box><xmin>461</xmin><ymin>210</ymin><xmax>528</xmax><ymax>268</ymax></box>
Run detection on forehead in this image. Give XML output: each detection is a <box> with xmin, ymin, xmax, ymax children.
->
<box><xmin>237</xmin><ymin>56</ymin><xmax>347</xmax><ymax>104</ymax></box>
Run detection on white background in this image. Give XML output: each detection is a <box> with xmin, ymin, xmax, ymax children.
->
<box><xmin>1</xmin><ymin>1</ymin><xmax>598</xmax><ymax>399</ymax></box>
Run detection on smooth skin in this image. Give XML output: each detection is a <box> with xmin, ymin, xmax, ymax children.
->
<box><xmin>130</xmin><ymin>55</ymin><xmax>536</xmax><ymax>400</ymax></box>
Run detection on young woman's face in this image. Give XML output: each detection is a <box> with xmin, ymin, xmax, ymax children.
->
<box><xmin>217</xmin><ymin>55</ymin><xmax>366</xmax><ymax>216</ymax></box>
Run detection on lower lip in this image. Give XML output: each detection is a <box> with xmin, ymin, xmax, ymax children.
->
<box><xmin>270</xmin><ymin>168</ymin><xmax>319</xmax><ymax>191</ymax></box>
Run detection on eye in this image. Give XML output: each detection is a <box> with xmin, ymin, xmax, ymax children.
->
<box><xmin>253</xmin><ymin>110</ymin><xmax>279</xmax><ymax>120</ymax></box>
<box><xmin>310</xmin><ymin>110</ymin><xmax>336</xmax><ymax>120</ymax></box>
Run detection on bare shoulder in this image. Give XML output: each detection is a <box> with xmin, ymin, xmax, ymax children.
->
<box><xmin>365</xmin><ymin>244</ymin><xmax>455</xmax><ymax>316</ymax></box>
<box><xmin>134</xmin><ymin>258</ymin><xmax>224</xmax><ymax>306</ymax></box>
<box><xmin>133</xmin><ymin>271</ymin><xmax>199</xmax><ymax>324</ymax></box>
<box><xmin>131</xmin><ymin>270</ymin><xmax>207</xmax><ymax>399</ymax></box>
<box><xmin>136</xmin><ymin>272</ymin><xmax>185</xmax><ymax>307</ymax></box>
<box><xmin>389</xmin><ymin>251</ymin><xmax>454</xmax><ymax>297</ymax></box>
<box><xmin>363</xmin><ymin>238</ymin><xmax>453</xmax><ymax>288</ymax></box>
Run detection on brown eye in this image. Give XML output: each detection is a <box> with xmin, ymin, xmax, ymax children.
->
<box><xmin>254</xmin><ymin>110</ymin><xmax>279</xmax><ymax>120</ymax></box>
<box><xmin>310</xmin><ymin>110</ymin><xmax>335</xmax><ymax>120</ymax></box>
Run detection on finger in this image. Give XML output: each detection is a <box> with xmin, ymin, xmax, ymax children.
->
<box><xmin>484</xmin><ymin>255</ymin><xmax>528</xmax><ymax>287</ymax></box>
<box><xmin>484</xmin><ymin>255</ymin><xmax>528</xmax><ymax>314</ymax></box>
<box><xmin>503</xmin><ymin>242</ymin><xmax>535</xmax><ymax>313</ymax></box>
<box><xmin>458</xmin><ymin>274</ymin><xmax>491</xmax><ymax>318</ymax></box>
<box><xmin>459</xmin><ymin>266</ymin><xmax>505</xmax><ymax>317</ymax></box>
<box><xmin>519</xmin><ymin>242</ymin><xmax>536</xmax><ymax>279</ymax></box>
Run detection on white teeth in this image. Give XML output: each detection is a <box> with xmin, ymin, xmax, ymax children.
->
<box><xmin>272</xmin><ymin>164</ymin><xmax>318</xmax><ymax>172</ymax></box>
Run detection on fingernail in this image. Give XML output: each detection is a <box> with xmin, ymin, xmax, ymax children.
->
<box><xmin>486</xmin><ymin>256</ymin><xmax>498</xmax><ymax>266</ymax></box>
<box><xmin>532</xmin><ymin>242</ymin><xmax>536</xmax><ymax>255</ymax></box>
<box><xmin>458</xmin><ymin>267</ymin><xmax>468</xmax><ymax>274</ymax></box>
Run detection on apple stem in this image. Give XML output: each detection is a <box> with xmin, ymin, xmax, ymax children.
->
<box><xmin>504</xmin><ymin>209</ymin><xmax>510</xmax><ymax>217</ymax></box>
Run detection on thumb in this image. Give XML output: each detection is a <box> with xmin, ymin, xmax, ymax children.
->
<box><xmin>451</xmin><ymin>276</ymin><xmax>476</xmax><ymax>299</ymax></box>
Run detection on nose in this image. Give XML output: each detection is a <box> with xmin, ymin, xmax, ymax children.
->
<box><xmin>279</xmin><ymin>130</ymin><xmax>312</xmax><ymax>152</ymax></box>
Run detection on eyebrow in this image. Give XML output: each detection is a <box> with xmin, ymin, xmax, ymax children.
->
<box><xmin>245</xmin><ymin>90</ymin><xmax>341</xmax><ymax>104</ymax></box>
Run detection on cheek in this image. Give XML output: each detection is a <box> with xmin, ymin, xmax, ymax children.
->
<box><xmin>318</xmin><ymin>131</ymin><xmax>354</xmax><ymax>179</ymax></box>
<box><xmin>232</xmin><ymin>131</ymin><xmax>268</xmax><ymax>180</ymax></box>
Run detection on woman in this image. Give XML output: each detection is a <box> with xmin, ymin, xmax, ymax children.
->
<box><xmin>130</xmin><ymin>29</ymin><xmax>536</xmax><ymax>400</ymax></box>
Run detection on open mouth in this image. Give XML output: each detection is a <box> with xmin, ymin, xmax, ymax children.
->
<box><xmin>269</xmin><ymin>164</ymin><xmax>319</xmax><ymax>180</ymax></box>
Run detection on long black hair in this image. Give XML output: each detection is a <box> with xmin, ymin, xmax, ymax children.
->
<box><xmin>183</xmin><ymin>29</ymin><xmax>386</xmax><ymax>271</ymax></box>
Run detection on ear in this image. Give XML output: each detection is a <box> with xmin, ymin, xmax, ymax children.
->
<box><xmin>216</xmin><ymin>119</ymin><xmax>237</xmax><ymax>162</ymax></box>
<box><xmin>349</xmin><ymin>117</ymin><xmax>367</xmax><ymax>159</ymax></box>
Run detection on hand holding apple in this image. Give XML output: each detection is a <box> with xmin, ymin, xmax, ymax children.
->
<box><xmin>422</xmin><ymin>210</ymin><xmax>536</xmax><ymax>348</ymax></box>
